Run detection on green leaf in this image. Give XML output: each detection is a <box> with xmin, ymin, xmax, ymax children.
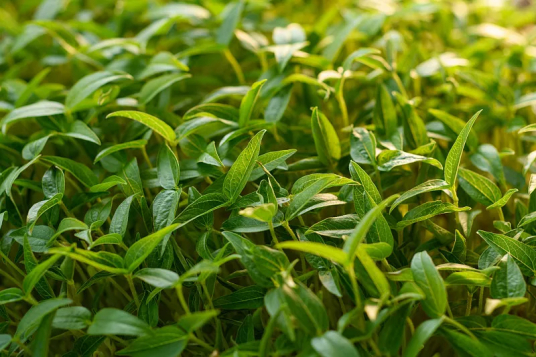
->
<box><xmin>397</xmin><ymin>201</ymin><xmax>470</xmax><ymax>229</ymax></box>
<box><xmin>133</xmin><ymin>268</ymin><xmax>179</xmax><ymax>289</ymax></box>
<box><xmin>66</xmin><ymin>71</ymin><xmax>131</xmax><ymax>109</ymax></box>
<box><xmin>109</xmin><ymin>195</ymin><xmax>136</xmax><ymax>238</ymax></box>
<box><xmin>52</xmin><ymin>306</ymin><xmax>91</xmax><ymax>330</ymax></box>
<box><xmin>458</xmin><ymin>168</ymin><xmax>502</xmax><ymax>207</ymax></box>
<box><xmin>440</xmin><ymin>328</ymin><xmax>492</xmax><ymax>357</ymax></box>
<box><xmin>157</xmin><ymin>144</ymin><xmax>179</xmax><ymax>189</ymax></box>
<box><xmin>177</xmin><ymin>310</ymin><xmax>218</xmax><ymax>333</ymax></box>
<box><xmin>216</xmin><ymin>1</ymin><xmax>245</xmax><ymax>46</ymax></box>
<box><xmin>373</xmin><ymin>84</ymin><xmax>398</xmax><ymax>140</ymax></box>
<box><xmin>343</xmin><ymin>194</ymin><xmax>399</xmax><ymax>262</ymax></box>
<box><xmin>213</xmin><ymin>285</ymin><xmax>266</xmax><ymax>310</ymax></box>
<box><xmin>404</xmin><ymin>318</ymin><xmax>444</xmax><ymax>357</ymax></box>
<box><xmin>250</xmin><ymin>149</ymin><xmax>296</xmax><ymax>181</ymax></box>
<box><xmin>223</xmin><ymin>130</ymin><xmax>266</xmax><ymax>203</ymax></box>
<box><xmin>0</xmin><ymin>288</ymin><xmax>24</xmax><ymax>305</ymax></box>
<box><xmin>477</xmin><ymin>230</ymin><xmax>536</xmax><ymax>276</ymax></box>
<box><xmin>173</xmin><ymin>193</ymin><xmax>228</xmax><ymax>227</ymax></box>
<box><xmin>239</xmin><ymin>79</ymin><xmax>266</xmax><ymax>127</ymax></box>
<box><xmin>89</xmin><ymin>175</ymin><xmax>127</xmax><ymax>192</ymax></box>
<box><xmin>311</xmin><ymin>331</ymin><xmax>360</xmax><ymax>357</ymax></box>
<box><xmin>87</xmin><ymin>308</ymin><xmax>151</xmax><ymax>337</ymax></box>
<box><xmin>470</xmin><ymin>144</ymin><xmax>505</xmax><ymax>187</ymax></box>
<box><xmin>350</xmin><ymin>127</ymin><xmax>377</xmax><ymax>166</ymax></box>
<box><xmin>311</xmin><ymin>107</ymin><xmax>341</xmax><ymax>167</ymax></box>
<box><xmin>64</xmin><ymin>121</ymin><xmax>101</xmax><ymax>145</ymax></box>
<box><xmin>41</xmin><ymin>156</ymin><xmax>98</xmax><ymax>187</ymax></box>
<box><xmin>490</xmin><ymin>254</ymin><xmax>526</xmax><ymax>298</ymax></box>
<box><xmin>94</xmin><ymin>140</ymin><xmax>148</xmax><ymax>163</ymax></box>
<box><xmin>445</xmin><ymin>271</ymin><xmax>491</xmax><ymax>286</ymax></box>
<box><xmin>306</xmin><ymin>214</ymin><xmax>360</xmax><ymax>239</ymax></box>
<box><xmin>355</xmin><ymin>244</ymin><xmax>390</xmax><ymax>297</ymax></box>
<box><xmin>486</xmin><ymin>188</ymin><xmax>518</xmax><ymax>210</ymax></box>
<box><xmin>23</xmin><ymin>254</ymin><xmax>62</xmax><ymax>296</ymax></box>
<box><xmin>239</xmin><ymin>203</ymin><xmax>276</xmax><ymax>223</ymax></box>
<box><xmin>377</xmin><ymin>150</ymin><xmax>442</xmax><ymax>171</ymax></box>
<box><xmin>27</xmin><ymin>193</ymin><xmax>63</xmax><ymax>232</ymax></box>
<box><xmin>265</xmin><ymin>85</ymin><xmax>292</xmax><ymax>123</ymax></box>
<box><xmin>89</xmin><ymin>234</ymin><xmax>123</xmax><ymax>250</ymax></box>
<box><xmin>1</xmin><ymin>101</ymin><xmax>64</xmax><ymax>134</ymax></box>
<box><xmin>48</xmin><ymin>217</ymin><xmax>88</xmax><ymax>246</ymax></box>
<box><xmin>410</xmin><ymin>251</ymin><xmax>447</xmax><ymax>318</ymax></box>
<box><xmin>116</xmin><ymin>326</ymin><xmax>186</xmax><ymax>357</ymax></box>
<box><xmin>491</xmin><ymin>315</ymin><xmax>536</xmax><ymax>339</ymax></box>
<box><xmin>429</xmin><ymin>109</ymin><xmax>478</xmax><ymax>150</ymax></box>
<box><xmin>277</xmin><ymin>241</ymin><xmax>347</xmax><ymax>265</ymax></box>
<box><xmin>390</xmin><ymin>179</ymin><xmax>449</xmax><ymax>213</ymax></box>
<box><xmin>139</xmin><ymin>73</ymin><xmax>190</xmax><ymax>105</ymax></box>
<box><xmin>124</xmin><ymin>223</ymin><xmax>179</xmax><ymax>272</ymax></box>
<box><xmin>443</xmin><ymin>110</ymin><xmax>482</xmax><ymax>188</ymax></box>
<box><xmin>15</xmin><ymin>298</ymin><xmax>72</xmax><ymax>343</ymax></box>
<box><xmin>107</xmin><ymin>111</ymin><xmax>176</xmax><ymax>143</ymax></box>
<box><xmin>23</xmin><ymin>135</ymin><xmax>52</xmax><ymax>160</ymax></box>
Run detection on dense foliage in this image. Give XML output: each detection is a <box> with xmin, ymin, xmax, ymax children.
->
<box><xmin>2</xmin><ymin>0</ymin><xmax>536</xmax><ymax>356</ymax></box>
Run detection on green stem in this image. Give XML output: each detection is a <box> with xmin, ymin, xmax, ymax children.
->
<box><xmin>346</xmin><ymin>263</ymin><xmax>365</xmax><ymax>331</ymax></box>
<box><xmin>444</xmin><ymin>316</ymin><xmax>477</xmax><ymax>340</ymax></box>
<box><xmin>0</xmin><ymin>250</ymin><xmax>26</xmax><ymax>277</ymax></box>
<box><xmin>268</xmin><ymin>221</ymin><xmax>280</xmax><ymax>245</ymax></box>
<box><xmin>465</xmin><ymin>292</ymin><xmax>473</xmax><ymax>316</ymax></box>
<box><xmin>497</xmin><ymin>208</ymin><xmax>505</xmax><ymax>221</ymax></box>
<box><xmin>125</xmin><ymin>274</ymin><xmax>140</xmax><ymax>309</ymax></box>
<box><xmin>176</xmin><ymin>284</ymin><xmax>191</xmax><ymax>315</ymax></box>
<box><xmin>190</xmin><ymin>335</ymin><xmax>214</xmax><ymax>352</ymax></box>
<box><xmin>259</xmin><ymin>309</ymin><xmax>281</xmax><ymax>357</ymax></box>
<box><xmin>223</xmin><ymin>49</ymin><xmax>245</xmax><ymax>85</ymax></box>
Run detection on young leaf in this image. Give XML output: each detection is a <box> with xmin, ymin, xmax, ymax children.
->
<box><xmin>410</xmin><ymin>251</ymin><xmax>447</xmax><ymax>318</ymax></box>
<box><xmin>87</xmin><ymin>308</ymin><xmax>151</xmax><ymax>337</ymax></box>
<box><xmin>238</xmin><ymin>79</ymin><xmax>266</xmax><ymax>127</ymax></box>
<box><xmin>311</xmin><ymin>107</ymin><xmax>341</xmax><ymax>167</ymax></box>
<box><xmin>477</xmin><ymin>230</ymin><xmax>536</xmax><ymax>275</ymax></box>
<box><xmin>157</xmin><ymin>144</ymin><xmax>180</xmax><ymax>189</ymax></box>
<box><xmin>124</xmin><ymin>223</ymin><xmax>179</xmax><ymax>272</ymax></box>
<box><xmin>397</xmin><ymin>201</ymin><xmax>470</xmax><ymax>229</ymax></box>
<box><xmin>66</xmin><ymin>71</ymin><xmax>131</xmax><ymax>109</ymax></box>
<box><xmin>444</xmin><ymin>110</ymin><xmax>482</xmax><ymax>188</ymax></box>
<box><xmin>490</xmin><ymin>254</ymin><xmax>526</xmax><ymax>299</ymax></box>
<box><xmin>107</xmin><ymin>111</ymin><xmax>176</xmax><ymax>143</ymax></box>
<box><xmin>223</xmin><ymin>130</ymin><xmax>265</xmax><ymax>203</ymax></box>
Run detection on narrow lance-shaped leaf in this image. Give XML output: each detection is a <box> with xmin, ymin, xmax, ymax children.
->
<box><xmin>238</xmin><ymin>79</ymin><xmax>266</xmax><ymax>127</ymax></box>
<box><xmin>410</xmin><ymin>251</ymin><xmax>447</xmax><ymax>318</ymax></box>
<box><xmin>478</xmin><ymin>230</ymin><xmax>536</xmax><ymax>276</ymax></box>
<box><xmin>107</xmin><ymin>111</ymin><xmax>176</xmax><ymax>143</ymax></box>
<box><xmin>223</xmin><ymin>130</ymin><xmax>266</xmax><ymax>203</ymax></box>
<box><xmin>343</xmin><ymin>194</ymin><xmax>399</xmax><ymax>264</ymax></box>
<box><xmin>444</xmin><ymin>110</ymin><xmax>482</xmax><ymax>188</ymax></box>
<box><xmin>311</xmin><ymin>107</ymin><xmax>341</xmax><ymax>167</ymax></box>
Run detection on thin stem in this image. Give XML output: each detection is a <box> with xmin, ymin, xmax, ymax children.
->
<box><xmin>125</xmin><ymin>274</ymin><xmax>140</xmax><ymax>309</ymax></box>
<box><xmin>444</xmin><ymin>316</ymin><xmax>477</xmax><ymax>340</ymax></box>
<box><xmin>141</xmin><ymin>146</ymin><xmax>153</xmax><ymax>169</ymax></box>
<box><xmin>497</xmin><ymin>208</ymin><xmax>505</xmax><ymax>222</ymax></box>
<box><xmin>223</xmin><ymin>49</ymin><xmax>245</xmax><ymax>84</ymax></box>
<box><xmin>0</xmin><ymin>250</ymin><xmax>26</xmax><ymax>277</ymax></box>
<box><xmin>176</xmin><ymin>284</ymin><xmax>191</xmax><ymax>315</ymax></box>
<box><xmin>190</xmin><ymin>335</ymin><xmax>214</xmax><ymax>352</ymax></box>
<box><xmin>465</xmin><ymin>292</ymin><xmax>473</xmax><ymax>316</ymax></box>
<box><xmin>268</xmin><ymin>221</ymin><xmax>280</xmax><ymax>245</ymax></box>
<box><xmin>346</xmin><ymin>263</ymin><xmax>365</xmax><ymax>331</ymax></box>
<box><xmin>478</xmin><ymin>287</ymin><xmax>484</xmax><ymax>314</ymax></box>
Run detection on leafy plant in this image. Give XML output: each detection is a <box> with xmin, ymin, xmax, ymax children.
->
<box><xmin>1</xmin><ymin>0</ymin><xmax>536</xmax><ymax>356</ymax></box>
